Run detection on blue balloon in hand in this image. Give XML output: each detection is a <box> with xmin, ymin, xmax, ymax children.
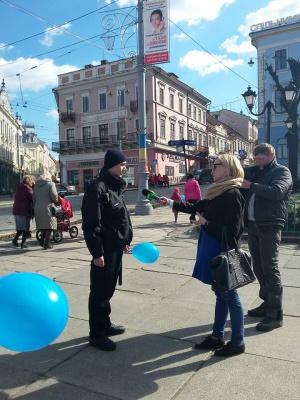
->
<box><xmin>180</xmin><ymin>194</ymin><xmax>185</xmax><ymax>201</ymax></box>
<box><xmin>0</xmin><ymin>272</ymin><xmax>69</xmax><ymax>352</ymax></box>
<box><xmin>132</xmin><ymin>242</ymin><xmax>160</xmax><ymax>263</ymax></box>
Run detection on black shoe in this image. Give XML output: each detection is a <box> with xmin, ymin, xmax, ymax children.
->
<box><xmin>106</xmin><ymin>323</ymin><xmax>125</xmax><ymax>337</ymax></box>
<box><xmin>21</xmin><ymin>243</ymin><xmax>28</xmax><ymax>249</ymax></box>
<box><xmin>89</xmin><ymin>336</ymin><xmax>116</xmax><ymax>351</ymax></box>
<box><xmin>194</xmin><ymin>334</ymin><xmax>225</xmax><ymax>350</ymax></box>
<box><xmin>214</xmin><ymin>341</ymin><xmax>245</xmax><ymax>357</ymax></box>
<box><xmin>248</xmin><ymin>302</ymin><xmax>267</xmax><ymax>317</ymax></box>
<box><xmin>12</xmin><ymin>240</ymin><xmax>18</xmax><ymax>247</ymax></box>
<box><xmin>44</xmin><ymin>243</ymin><xmax>53</xmax><ymax>250</ymax></box>
<box><xmin>256</xmin><ymin>316</ymin><xmax>283</xmax><ymax>332</ymax></box>
<box><xmin>39</xmin><ymin>240</ymin><xmax>44</xmax><ymax>247</ymax></box>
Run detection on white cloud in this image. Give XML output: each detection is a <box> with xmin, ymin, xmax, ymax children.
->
<box><xmin>239</xmin><ymin>0</ymin><xmax>300</xmax><ymax>36</ymax></box>
<box><xmin>46</xmin><ymin>108</ymin><xmax>59</xmax><ymax>121</ymax></box>
<box><xmin>39</xmin><ymin>23</ymin><xmax>72</xmax><ymax>47</ymax></box>
<box><xmin>179</xmin><ymin>50</ymin><xmax>243</xmax><ymax>76</ymax></box>
<box><xmin>172</xmin><ymin>33</ymin><xmax>186</xmax><ymax>41</ymax></box>
<box><xmin>0</xmin><ymin>57</ymin><xmax>79</xmax><ymax>92</ymax></box>
<box><xmin>0</xmin><ymin>43</ymin><xmax>14</xmax><ymax>52</ymax></box>
<box><xmin>220</xmin><ymin>35</ymin><xmax>255</xmax><ymax>55</ymax></box>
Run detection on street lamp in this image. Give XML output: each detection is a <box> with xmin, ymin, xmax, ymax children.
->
<box><xmin>242</xmin><ymin>86</ymin><xmax>286</xmax><ymax>144</ymax></box>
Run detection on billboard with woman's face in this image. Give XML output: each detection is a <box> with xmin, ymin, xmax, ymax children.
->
<box><xmin>144</xmin><ymin>0</ymin><xmax>169</xmax><ymax>65</ymax></box>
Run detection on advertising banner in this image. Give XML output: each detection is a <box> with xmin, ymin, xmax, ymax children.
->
<box><xmin>144</xmin><ymin>0</ymin><xmax>169</xmax><ymax>65</ymax></box>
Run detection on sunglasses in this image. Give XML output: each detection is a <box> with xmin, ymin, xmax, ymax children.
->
<box><xmin>213</xmin><ymin>163</ymin><xmax>222</xmax><ymax>170</ymax></box>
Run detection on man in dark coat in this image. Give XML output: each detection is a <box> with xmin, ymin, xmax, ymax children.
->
<box><xmin>242</xmin><ymin>143</ymin><xmax>292</xmax><ymax>332</ymax></box>
<box><xmin>81</xmin><ymin>148</ymin><xmax>132</xmax><ymax>351</ymax></box>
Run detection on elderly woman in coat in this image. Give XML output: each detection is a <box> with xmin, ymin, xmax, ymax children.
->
<box><xmin>33</xmin><ymin>171</ymin><xmax>58</xmax><ymax>250</ymax></box>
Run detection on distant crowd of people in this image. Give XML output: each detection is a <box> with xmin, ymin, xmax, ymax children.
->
<box><xmin>149</xmin><ymin>173</ymin><xmax>169</xmax><ymax>188</ymax></box>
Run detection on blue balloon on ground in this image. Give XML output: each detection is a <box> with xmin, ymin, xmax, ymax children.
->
<box><xmin>181</xmin><ymin>194</ymin><xmax>185</xmax><ymax>201</ymax></box>
<box><xmin>0</xmin><ymin>272</ymin><xmax>69</xmax><ymax>352</ymax></box>
<box><xmin>132</xmin><ymin>242</ymin><xmax>160</xmax><ymax>264</ymax></box>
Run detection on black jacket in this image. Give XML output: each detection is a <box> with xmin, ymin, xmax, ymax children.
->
<box><xmin>244</xmin><ymin>159</ymin><xmax>292</xmax><ymax>227</ymax></box>
<box><xmin>81</xmin><ymin>167</ymin><xmax>133</xmax><ymax>259</ymax></box>
<box><xmin>173</xmin><ymin>188</ymin><xmax>244</xmax><ymax>249</ymax></box>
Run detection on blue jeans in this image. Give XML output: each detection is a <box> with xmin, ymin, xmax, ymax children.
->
<box><xmin>212</xmin><ymin>290</ymin><xmax>244</xmax><ymax>346</ymax></box>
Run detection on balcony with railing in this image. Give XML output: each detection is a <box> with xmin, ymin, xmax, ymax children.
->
<box><xmin>59</xmin><ymin>111</ymin><xmax>76</xmax><ymax>123</ymax></box>
<box><xmin>190</xmin><ymin>145</ymin><xmax>209</xmax><ymax>158</ymax></box>
<box><xmin>52</xmin><ymin>132</ymin><xmax>140</xmax><ymax>154</ymax></box>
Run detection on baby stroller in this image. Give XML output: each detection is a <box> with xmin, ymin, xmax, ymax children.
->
<box><xmin>36</xmin><ymin>195</ymin><xmax>79</xmax><ymax>243</ymax></box>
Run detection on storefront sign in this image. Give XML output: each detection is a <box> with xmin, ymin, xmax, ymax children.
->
<box><xmin>250</xmin><ymin>14</ymin><xmax>300</xmax><ymax>32</ymax></box>
<box><xmin>81</xmin><ymin>110</ymin><xmax>127</xmax><ymax>124</ymax></box>
<box><xmin>161</xmin><ymin>152</ymin><xmax>184</xmax><ymax>163</ymax></box>
<box><xmin>127</xmin><ymin>157</ymin><xmax>139</xmax><ymax>164</ymax></box>
<box><xmin>76</xmin><ymin>160</ymin><xmax>100</xmax><ymax>167</ymax></box>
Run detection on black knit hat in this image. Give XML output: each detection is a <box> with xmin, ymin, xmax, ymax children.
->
<box><xmin>104</xmin><ymin>148</ymin><xmax>126</xmax><ymax>169</ymax></box>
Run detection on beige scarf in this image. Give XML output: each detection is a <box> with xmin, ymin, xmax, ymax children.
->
<box><xmin>204</xmin><ymin>178</ymin><xmax>243</xmax><ymax>200</ymax></box>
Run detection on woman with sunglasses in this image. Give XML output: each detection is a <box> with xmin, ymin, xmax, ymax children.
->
<box><xmin>159</xmin><ymin>154</ymin><xmax>245</xmax><ymax>357</ymax></box>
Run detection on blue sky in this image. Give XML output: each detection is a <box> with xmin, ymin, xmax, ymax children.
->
<box><xmin>1</xmin><ymin>0</ymin><xmax>300</xmax><ymax>158</ymax></box>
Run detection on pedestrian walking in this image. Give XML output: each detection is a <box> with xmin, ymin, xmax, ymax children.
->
<box><xmin>170</xmin><ymin>187</ymin><xmax>182</xmax><ymax>223</ymax></box>
<box><xmin>12</xmin><ymin>175</ymin><xmax>35</xmax><ymax>249</ymax></box>
<box><xmin>184</xmin><ymin>173</ymin><xmax>202</xmax><ymax>223</ymax></box>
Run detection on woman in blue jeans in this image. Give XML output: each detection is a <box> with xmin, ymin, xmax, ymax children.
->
<box><xmin>159</xmin><ymin>154</ymin><xmax>245</xmax><ymax>357</ymax></box>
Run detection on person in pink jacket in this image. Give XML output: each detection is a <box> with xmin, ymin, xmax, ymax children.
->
<box><xmin>184</xmin><ymin>174</ymin><xmax>202</xmax><ymax>223</ymax></box>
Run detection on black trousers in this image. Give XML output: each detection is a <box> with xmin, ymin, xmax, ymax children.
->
<box><xmin>88</xmin><ymin>246</ymin><xmax>123</xmax><ymax>338</ymax></box>
<box><xmin>247</xmin><ymin>221</ymin><xmax>283</xmax><ymax>319</ymax></box>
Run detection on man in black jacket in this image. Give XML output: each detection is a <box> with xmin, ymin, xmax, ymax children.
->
<box><xmin>242</xmin><ymin>143</ymin><xmax>292</xmax><ymax>332</ymax></box>
<box><xmin>82</xmin><ymin>148</ymin><xmax>132</xmax><ymax>351</ymax></box>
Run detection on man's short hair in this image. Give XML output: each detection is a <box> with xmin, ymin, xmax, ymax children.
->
<box><xmin>253</xmin><ymin>143</ymin><xmax>275</xmax><ymax>156</ymax></box>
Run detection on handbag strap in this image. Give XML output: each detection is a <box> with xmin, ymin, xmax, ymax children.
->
<box><xmin>221</xmin><ymin>226</ymin><xmax>238</xmax><ymax>252</ymax></box>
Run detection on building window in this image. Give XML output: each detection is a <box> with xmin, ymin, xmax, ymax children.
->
<box><xmin>275</xmin><ymin>90</ymin><xmax>285</xmax><ymax>112</ymax></box>
<box><xmin>99</xmin><ymin>93</ymin><xmax>106</xmax><ymax>110</ymax></box>
<box><xmin>165</xmin><ymin>165</ymin><xmax>174</xmax><ymax>177</ymax></box>
<box><xmin>193</xmin><ymin>106</ymin><xmax>197</xmax><ymax>120</ymax></box>
<box><xmin>170</xmin><ymin>92</ymin><xmax>174</xmax><ymax>109</ymax></box>
<box><xmin>82</xmin><ymin>95</ymin><xmax>90</xmax><ymax>112</ymax></box>
<box><xmin>159</xmin><ymin>87</ymin><xmax>164</xmax><ymax>104</ymax></box>
<box><xmin>179</xmin><ymin>98</ymin><xmax>183</xmax><ymax>113</ymax></box>
<box><xmin>275</xmin><ymin>49</ymin><xmax>287</xmax><ymax>70</ymax></box>
<box><xmin>82</xmin><ymin>126</ymin><xmax>91</xmax><ymax>144</ymax></box>
<box><xmin>179</xmin><ymin>164</ymin><xmax>186</xmax><ymax>174</ymax></box>
<box><xmin>160</xmin><ymin>118</ymin><xmax>166</xmax><ymax>138</ymax></box>
<box><xmin>179</xmin><ymin>125</ymin><xmax>184</xmax><ymax>139</ymax></box>
<box><xmin>188</xmin><ymin>103</ymin><xmax>192</xmax><ymax>117</ymax></box>
<box><xmin>66</xmin><ymin>128</ymin><xmax>75</xmax><ymax>145</ymax></box>
<box><xmin>198</xmin><ymin>109</ymin><xmax>202</xmax><ymax>122</ymax></box>
<box><xmin>170</xmin><ymin>122</ymin><xmax>175</xmax><ymax>139</ymax></box>
<box><xmin>99</xmin><ymin>124</ymin><xmax>108</xmax><ymax>141</ymax></box>
<box><xmin>66</xmin><ymin>98</ymin><xmax>73</xmax><ymax>111</ymax></box>
<box><xmin>67</xmin><ymin>170</ymin><xmax>79</xmax><ymax>185</ymax></box>
<box><xmin>188</xmin><ymin>129</ymin><xmax>192</xmax><ymax>140</ymax></box>
<box><xmin>277</xmin><ymin>138</ymin><xmax>288</xmax><ymax>158</ymax></box>
<box><xmin>117</xmin><ymin>89</ymin><xmax>125</xmax><ymax>106</ymax></box>
<box><xmin>203</xmin><ymin>111</ymin><xmax>206</xmax><ymax>124</ymax></box>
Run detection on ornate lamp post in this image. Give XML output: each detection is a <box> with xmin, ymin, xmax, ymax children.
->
<box><xmin>242</xmin><ymin>86</ymin><xmax>286</xmax><ymax>144</ymax></box>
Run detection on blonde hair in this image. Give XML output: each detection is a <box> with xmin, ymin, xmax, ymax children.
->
<box><xmin>39</xmin><ymin>171</ymin><xmax>52</xmax><ymax>181</ymax></box>
<box><xmin>22</xmin><ymin>175</ymin><xmax>35</xmax><ymax>185</ymax></box>
<box><xmin>217</xmin><ymin>154</ymin><xmax>244</xmax><ymax>180</ymax></box>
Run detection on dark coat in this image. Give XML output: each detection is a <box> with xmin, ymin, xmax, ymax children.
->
<box><xmin>173</xmin><ymin>188</ymin><xmax>244</xmax><ymax>249</ymax></box>
<box><xmin>12</xmin><ymin>182</ymin><xmax>34</xmax><ymax>217</ymax></box>
<box><xmin>244</xmin><ymin>159</ymin><xmax>292</xmax><ymax>227</ymax></box>
<box><xmin>81</xmin><ymin>167</ymin><xmax>133</xmax><ymax>259</ymax></box>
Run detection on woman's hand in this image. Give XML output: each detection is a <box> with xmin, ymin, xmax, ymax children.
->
<box><xmin>158</xmin><ymin>196</ymin><xmax>170</xmax><ymax>206</ymax></box>
<box><xmin>193</xmin><ymin>212</ymin><xmax>207</xmax><ymax>227</ymax></box>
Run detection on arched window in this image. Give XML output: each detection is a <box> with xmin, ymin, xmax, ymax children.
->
<box><xmin>276</xmin><ymin>138</ymin><xmax>288</xmax><ymax>159</ymax></box>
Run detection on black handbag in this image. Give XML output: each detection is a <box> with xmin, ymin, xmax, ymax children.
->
<box><xmin>209</xmin><ymin>227</ymin><xmax>255</xmax><ymax>292</ymax></box>
<box><xmin>51</xmin><ymin>204</ymin><xmax>62</xmax><ymax>216</ymax></box>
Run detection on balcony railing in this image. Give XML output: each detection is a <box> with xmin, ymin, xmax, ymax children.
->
<box><xmin>59</xmin><ymin>111</ymin><xmax>76</xmax><ymax>123</ymax></box>
<box><xmin>52</xmin><ymin>132</ymin><xmax>140</xmax><ymax>152</ymax></box>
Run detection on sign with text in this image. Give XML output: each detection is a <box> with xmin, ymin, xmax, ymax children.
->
<box><xmin>168</xmin><ymin>140</ymin><xmax>196</xmax><ymax>147</ymax></box>
<box><xmin>144</xmin><ymin>0</ymin><xmax>169</xmax><ymax>65</ymax></box>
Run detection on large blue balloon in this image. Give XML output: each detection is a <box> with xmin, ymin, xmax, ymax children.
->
<box><xmin>132</xmin><ymin>242</ymin><xmax>160</xmax><ymax>264</ymax></box>
<box><xmin>0</xmin><ymin>272</ymin><xmax>69</xmax><ymax>352</ymax></box>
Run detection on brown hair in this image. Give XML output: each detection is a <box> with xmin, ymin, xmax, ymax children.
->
<box><xmin>253</xmin><ymin>143</ymin><xmax>275</xmax><ymax>156</ymax></box>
